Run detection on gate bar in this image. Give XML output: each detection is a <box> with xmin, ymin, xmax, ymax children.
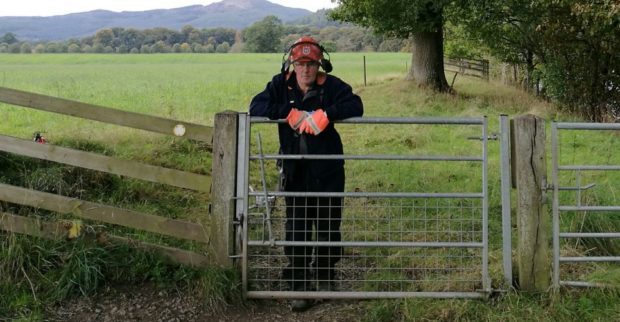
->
<box><xmin>560</xmin><ymin>257</ymin><xmax>620</xmax><ymax>262</ymax></box>
<box><xmin>559</xmin><ymin>206</ymin><xmax>620</xmax><ymax>211</ymax></box>
<box><xmin>247</xmin><ymin>291</ymin><xmax>486</xmax><ymax>299</ymax></box>
<box><xmin>251</xmin><ymin>154</ymin><xmax>482</xmax><ymax>161</ymax></box>
<box><xmin>559</xmin><ymin>165</ymin><xmax>620</xmax><ymax>171</ymax></box>
<box><xmin>552</xmin><ymin>122</ymin><xmax>561</xmax><ymax>288</ymax></box>
<box><xmin>556</xmin><ymin>123</ymin><xmax>620</xmax><ymax>130</ymax></box>
<box><xmin>248</xmin><ymin>241</ymin><xmax>484</xmax><ymax>248</ymax></box>
<box><xmin>238</xmin><ymin>113</ymin><xmax>251</xmax><ymax>297</ymax></box>
<box><xmin>248</xmin><ymin>191</ymin><xmax>482</xmax><ymax>198</ymax></box>
<box><xmin>481</xmin><ymin>116</ymin><xmax>490</xmax><ymax>292</ymax></box>
<box><xmin>560</xmin><ymin>232</ymin><xmax>620</xmax><ymax>238</ymax></box>
<box><xmin>251</xmin><ymin>116</ymin><xmax>484</xmax><ymax>125</ymax></box>
<box><xmin>499</xmin><ymin>114</ymin><xmax>512</xmax><ymax>287</ymax></box>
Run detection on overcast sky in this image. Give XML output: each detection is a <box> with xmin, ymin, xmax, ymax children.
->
<box><xmin>3</xmin><ymin>0</ymin><xmax>338</xmax><ymax>17</ymax></box>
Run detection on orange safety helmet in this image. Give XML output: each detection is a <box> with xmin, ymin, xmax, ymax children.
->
<box><xmin>289</xmin><ymin>36</ymin><xmax>323</xmax><ymax>62</ymax></box>
<box><xmin>281</xmin><ymin>36</ymin><xmax>332</xmax><ymax>73</ymax></box>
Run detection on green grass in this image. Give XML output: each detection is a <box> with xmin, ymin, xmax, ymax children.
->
<box><xmin>1</xmin><ymin>53</ymin><xmax>619</xmax><ymax>320</ymax></box>
<box><xmin>0</xmin><ymin>53</ymin><xmax>408</xmax><ymax>139</ymax></box>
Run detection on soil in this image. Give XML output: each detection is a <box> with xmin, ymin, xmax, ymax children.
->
<box><xmin>46</xmin><ymin>284</ymin><xmax>368</xmax><ymax>322</ymax></box>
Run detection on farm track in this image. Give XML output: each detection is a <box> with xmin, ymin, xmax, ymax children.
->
<box><xmin>47</xmin><ymin>283</ymin><xmax>367</xmax><ymax>322</ymax></box>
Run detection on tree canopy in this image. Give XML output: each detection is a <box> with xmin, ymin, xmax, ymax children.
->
<box><xmin>243</xmin><ymin>15</ymin><xmax>285</xmax><ymax>53</ymax></box>
<box><xmin>332</xmin><ymin>0</ymin><xmax>453</xmax><ymax>91</ymax></box>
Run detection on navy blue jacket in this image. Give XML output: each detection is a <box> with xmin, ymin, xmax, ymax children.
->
<box><xmin>249</xmin><ymin>71</ymin><xmax>363</xmax><ymax>190</ymax></box>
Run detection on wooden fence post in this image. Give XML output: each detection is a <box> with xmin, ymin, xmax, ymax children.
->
<box><xmin>511</xmin><ymin>114</ymin><xmax>550</xmax><ymax>291</ymax></box>
<box><xmin>210</xmin><ymin>111</ymin><xmax>239</xmax><ymax>268</ymax></box>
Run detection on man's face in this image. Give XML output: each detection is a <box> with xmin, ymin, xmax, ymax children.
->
<box><xmin>293</xmin><ymin>60</ymin><xmax>319</xmax><ymax>89</ymax></box>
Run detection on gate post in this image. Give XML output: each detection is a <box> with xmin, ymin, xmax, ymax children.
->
<box><xmin>210</xmin><ymin>111</ymin><xmax>239</xmax><ymax>268</ymax></box>
<box><xmin>511</xmin><ymin>114</ymin><xmax>550</xmax><ymax>291</ymax></box>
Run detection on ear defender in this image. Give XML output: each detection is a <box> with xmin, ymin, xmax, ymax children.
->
<box><xmin>321</xmin><ymin>56</ymin><xmax>333</xmax><ymax>73</ymax></box>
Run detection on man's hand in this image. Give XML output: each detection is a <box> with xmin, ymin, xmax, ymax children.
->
<box><xmin>302</xmin><ymin>109</ymin><xmax>329</xmax><ymax>135</ymax></box>
<box><xmin>286</xmin><ymin>108</ymin><xmax>308</xmax><ymax>132</ymax></box>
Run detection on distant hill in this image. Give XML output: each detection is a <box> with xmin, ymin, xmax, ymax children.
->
<box><xmin>0</xmin><ymin>0</ymin><xmax>312</xmax><ymax>41</ymax></box>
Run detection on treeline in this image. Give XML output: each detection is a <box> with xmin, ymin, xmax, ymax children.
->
<box><xmin>0</xmin><ymin>17</ymin><xmax>406</xmax><ymax>54</ymax></box>
<box><xmin>0</xmin><ymin>27</ymin><xmax>237</xmax><ymax>54</ymax></box>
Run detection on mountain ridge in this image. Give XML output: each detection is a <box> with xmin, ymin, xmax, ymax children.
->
<box><xmin>0</xmin><ymin>0</ymin><xmax>313</xmax><ymax>41</ymax></box>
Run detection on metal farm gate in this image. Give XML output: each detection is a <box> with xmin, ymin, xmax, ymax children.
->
<box><xmin>551</xmin><ymin>122</ymin><xmax>620</xmax><ymax>288</ymax></box>
<box><xmin>234</xmin><ymin>115</ymin><xmax>491</xmax><ymax>299</ymax></box>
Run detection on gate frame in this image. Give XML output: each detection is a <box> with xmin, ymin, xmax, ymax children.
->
<box><xmin>551</xmin><ymin>121</ymin><xmax>620</xmax><ymax>288</ymax></box>
<box><xmin>235</xmin><ymin>114</ymin><xmax>492</xmax><ymax>299</ymax></box>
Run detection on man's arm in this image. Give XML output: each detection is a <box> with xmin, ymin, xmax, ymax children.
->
<box><xmin>323</xmin><ymin>78</ymin><xmax>364</xmax><ymax>121</ymax></box>
<box><xmin>249</xmin><ymin>74</ymin><xmax>290</xmax><ymax>119</ymax></box>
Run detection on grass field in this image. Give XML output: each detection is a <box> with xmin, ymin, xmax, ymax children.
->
<box><xmin>0</xmin><ymin>53</ymin><xmax>408</xmax><ymax>139</ymax></box>
<box><xmin>1</xmin><ymin>53</ymin><xmax>619</xmax><ymax>321</ymax></box>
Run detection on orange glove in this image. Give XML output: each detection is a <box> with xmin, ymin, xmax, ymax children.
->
<box><xmin>302</xmin><ymin>109</ymin><xmax>329</xmax><ymax>135</ymax></box>
<box><xmin>286</xmin><ymin>108</ymin><xmax>308</xmax><ymax>132</ymax></box>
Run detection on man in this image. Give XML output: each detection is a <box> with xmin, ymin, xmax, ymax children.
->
<box><xmin>249</xmin><ymin>36</ymin><xmax>363</xmax><ymax>311</ymax></box>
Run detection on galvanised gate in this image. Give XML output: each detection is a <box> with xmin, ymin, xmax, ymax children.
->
<box><xmin>235</xmin><ymin>115</ymin><xmax>491</xmax><ymax>299</ymax></box>
<box><xmin>551</xmin><ymin>122</ymin><xmax>620</xmax><ymax>288</ymax></box>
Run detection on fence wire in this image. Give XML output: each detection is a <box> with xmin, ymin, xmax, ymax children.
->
<box><xmin>246</xmin><ymin>196</ymin><xmax>484</xmax><ymax>294</ymax></box>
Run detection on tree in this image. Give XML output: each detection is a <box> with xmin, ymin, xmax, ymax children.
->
<box><xmin>180</xmin><ymin>43</ymin><xmax>192</xmax><ymax>53</ymax></box>
<box><xmin>216</xmin><ymin>42</ymin><xmax>230</xmax><ymax>53</ymax></box>
<box><xmin>68</xmin><ymin>44</ymin><xmax>81</xmax><ymax>53</ymax></box>
<box><xmin>92</xmin><ymin>43</ymin><xmax>105</xmax><ymax>53</ymax></box>
<box><xmin>20</xmin><ymin>43</ymin><xmax>32</xmax><ymax>54</ymax></box>
<box><xmin>33</xmin><ymin>44</ymin><xmax>46</xmax><ymax>53</ymax></box>
<box><xmin>151</xmin><ymin>40</ymin><xmax>169</xmax><ymax>53</ymax></box>
<box><xmin>536</xmin><ymin>0</ymin><xmax>620</xmax><ymax>121</ymax></box>
<box><xmin>120</xmin><ymin>29</ymin><xmax>144</xmax><ymax>50</ymax></box>
<box><xmin>453</xmin><ymin>0</ymin><xmax>546</xmax><ymax>91</ymax></box>
<box><xmin>45</xmin><ymin>42</ymin><xmax>59</xmax><ymax>53</ymax></box>
<box><xmin>116</xmin><ymin>44</ymin><xmax>128</xmax><ymax>54</ymax></box>
<box><xmin>454</xmin><ymin>0</ymin><xmax>619</xmax><ymax>120</ymax></box>
<box><xmin>1</xmin><ymin>32</ymin><xmax>18</xmax><ymax>44</ymax></box>
<box><xmin>203</xmin><ymin>44</ymin><xmax>215</xmax><ymax>54</ymax></box>
<box><xmin>243</xmin><ymin>15</ymin><xmax>284</xmax><ymax>53</ymax></box>
<box><xmin>332</xmin><ymin>0</ymin><xmax>451</xmax><ymax>91</ymax></box>
<box><xmin>94</xmin><ymin>29</ymin><xmax>115</xmax><ymax>47</ymax></box>
<box><xmin>192</xmin><ymin>43</ymin><xmax>206</xmax><ymax>53</ymax></box>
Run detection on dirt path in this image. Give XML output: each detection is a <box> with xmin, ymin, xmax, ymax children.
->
<box><xmin>48</xmin><ymin>284</ymin><xmax>368</xmax><ymax>322</ymax></box>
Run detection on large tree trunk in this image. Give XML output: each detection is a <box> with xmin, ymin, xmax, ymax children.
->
<box><xmin>406</xmin><ymin>30</ymin><xmax>450</xmax><ymax>92</ymax></box>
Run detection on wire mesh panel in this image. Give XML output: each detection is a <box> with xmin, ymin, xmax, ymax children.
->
<box><xmin>238</xmin><ymin>116</ymin><xmax>490</xmax><ymax>299</ymax></box>
<box><xmin>551</xmin><ymin>122</ymin><xmax>620</xmax><ymax>288</ymax></box>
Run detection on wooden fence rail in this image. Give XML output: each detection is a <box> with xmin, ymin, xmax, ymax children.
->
<box><xmin>0</xmin><ymin>183</ymin><xmax>208</xmax><ymax>243</ymax></box>
<box><xmin>0</xmin><ymin>211</ymin><xmax>68</xmax><ymax>240</ymax></box>
<box><xmin>0</xmin><ymin>86</ymin><xmax>214</xmax><ymax>143</ymax></box>
<box><xmin>0</xmin><ymin>212</ymin><xmax>209</xmax><ymax>268</ymax></box>
<box><xmin>444</xmin><ymin>57</ymin><xmax>490</xmax><ymax>81</ymax></box>
<box><xmin>0</xmin><ymin>134</ymin><xmax>211</xmax><ymax>192</ymax></box>
<box><xmin>0</xmin><ymin>86</ymin><xmax>216</xmax><ymax>268</ymax></box>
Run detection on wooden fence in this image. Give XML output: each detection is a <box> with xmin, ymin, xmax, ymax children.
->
<box><xmin>0</xmin><ymin>86</ymin><xmax>219</xmax><ymax>268</ymax></box>
<box><xmin>444</xmin><ymin>57</ymin><xmax>490</xmax><ymax>81</ymax></box>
